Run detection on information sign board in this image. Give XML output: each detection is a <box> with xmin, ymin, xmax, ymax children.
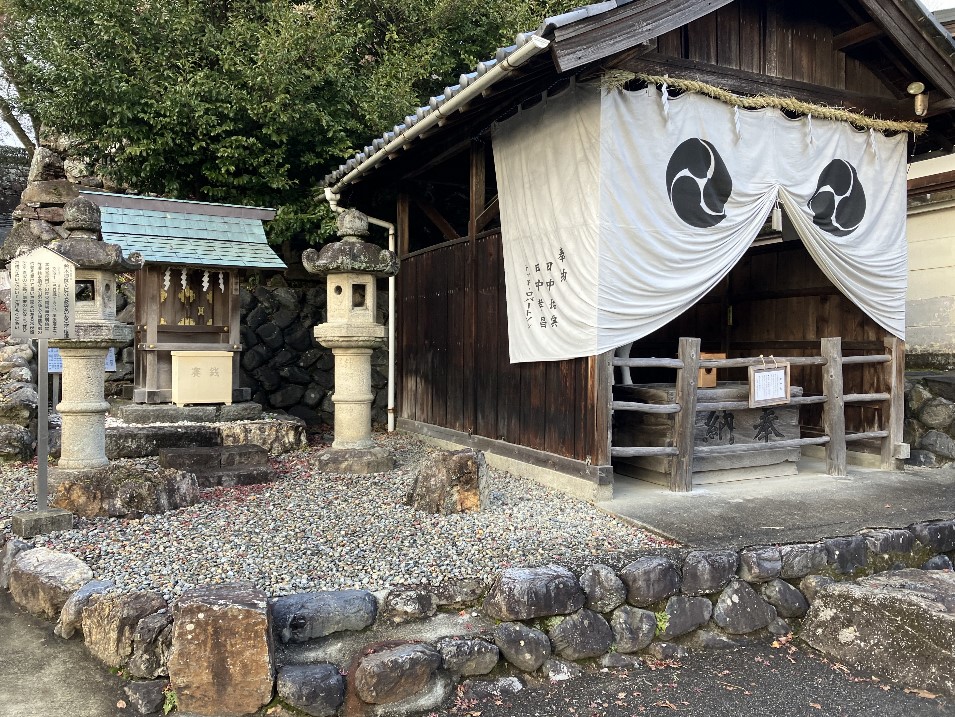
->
<box><xmin>10</xmin><ymin>247</ymin><xmax>76</xmax><ymax>339</ymax></box>
<box><xmin>748</xmin><ymin>362</ymin><xmax>791</xmax><ymax>408</ymax></box>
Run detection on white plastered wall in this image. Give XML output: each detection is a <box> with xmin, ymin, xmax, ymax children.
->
<box><xmin>907</xmin><ymin>154</ymin><xmax>955</xmax><ymax>357</ymax></box>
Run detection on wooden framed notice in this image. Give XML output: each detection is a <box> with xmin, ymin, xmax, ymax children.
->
<box><xmin>748</xmin><ymin>362</ymin><xmax>791</xmax><ymax>408</ymax></box>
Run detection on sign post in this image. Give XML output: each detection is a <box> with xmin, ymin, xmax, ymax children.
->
<box><xmin>8</xmin><ymin>247</ymin><xmax>76</xmax><ymax>537</ymax></box>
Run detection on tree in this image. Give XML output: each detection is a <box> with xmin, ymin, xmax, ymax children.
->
<box><xmin>0</xmin><ymin>0</ymin><xmax>569</xmax><ymax>244</ymax></box>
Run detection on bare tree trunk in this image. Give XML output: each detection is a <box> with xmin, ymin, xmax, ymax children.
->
<box><xmin>0</xmin><ymin>94</ymin><xmax>34</xmax><ymax>161</ymax></box>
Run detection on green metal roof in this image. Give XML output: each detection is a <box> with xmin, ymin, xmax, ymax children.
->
<box><xmin>94</xmin><ymin>198</ymin><xmax>286</xmax><ymax>270</ymax></box>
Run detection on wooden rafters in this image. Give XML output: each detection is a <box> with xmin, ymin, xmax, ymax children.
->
<box><xmin>833</xmin><ymin>21</ymin><xmax>884</xmax><ymax>50</ymax></box>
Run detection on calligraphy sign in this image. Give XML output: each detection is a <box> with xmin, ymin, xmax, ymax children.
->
<box><xmin>10</xmin><ymin>247</ymin><xmax>76</xmax><ymax>340</ymax></box>
<box><xmin>748</xmin><ymin>362</ymin><xmax>791</xmax><ymax>408</ymax></box>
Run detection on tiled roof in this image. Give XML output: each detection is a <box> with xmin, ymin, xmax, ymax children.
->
<box><xmin>86</xmin><ymin>194</ymin><xmax>285</xmax><ymax>269</ymax></box>
<box><xmin>322</xmin><ymin>0</ymin><xmax>633</xmax><ymax>190</ymax></box>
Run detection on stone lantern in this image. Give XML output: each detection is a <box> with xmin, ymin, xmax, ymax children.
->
<box><xmin>49</xmin><ymin>197</ymin><xmax>143</xmax><ymax>475</ymax></box>
<box><xmin>303</xmin><ymin>209</ymin><xmax>398</xmax><ymax>473</ymax></box>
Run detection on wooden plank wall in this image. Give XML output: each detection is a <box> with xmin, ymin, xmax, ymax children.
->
<box><xmin>654</xmin><ymin>0</ymin><xmax>892</xmax><ymax>98</ymax></box>
<box><xmin>398</xmin><ymin>232</ymin><xmax>601</xmax><ymax>464</ymax></box>
<box><xmin>624</xmin><ymin>241</ymin><xmax>888</xmax><ymax>436</ymax></box>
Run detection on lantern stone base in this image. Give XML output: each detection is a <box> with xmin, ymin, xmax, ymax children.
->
<box><xmin>11</xmin><ymin>508</ymin><xmax>73</xmax><ymax>538</ymax></box>
<box><xmin>313</xmin><ymin>447</ymin><xmax>394</xmax><ymax>475</ymax></box>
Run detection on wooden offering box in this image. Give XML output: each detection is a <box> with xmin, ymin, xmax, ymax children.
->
<box><xmin>613</xmin><ymin>382</ymin><xmax>803</xmax><ymax>485</ymax></box>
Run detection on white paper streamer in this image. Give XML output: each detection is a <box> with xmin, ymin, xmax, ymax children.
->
<box><xmin>180</xmin><ymin>268</ymin><xmax>187</xmax><ymax>290</ymax></box>
<box><xmin>201</xmin><ymin>270</ymin><xmax>210</xmax><ymax>292</ymax></box>
<box><xmin>219</xmin><ymin>272</ymin><xmax>225</xmax><ymax>293</ymax></box>
<box><xmin>734</xmin><ymin>106</ymin><xmax>742</xmax><ymax>141</ymax></box>
<box><xmin>162</xmin><ymin>267</ymin><xmax>171</xmax><ymax>292</ymax></box>
<box><xmin>661</xmin><ymin>83</ymin><xmax>669</xmax><ymax>119</ymax></box>
<box><xmin>807</xmin><ymin>113</ymin><xmax>814</xmax><ymax>146</ymax></box>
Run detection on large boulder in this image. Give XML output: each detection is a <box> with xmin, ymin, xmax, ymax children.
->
<box><xmin>380</xmin><ymin>589</ymin><xmax>438</xmax><ymax>625</ymax></box>
<box><xmin>802</xmin><ymin>569</ymin><xmax>955</xmax><ymax>697</ymax></box>
<box><xmin>272</xmin><ymin>590</ymin><xmax>377</xmax><ymax>643</ymax></box>
<box><xmin>579</xmin><ymin>564</ymin><xmax>627</xmax><ymax>613</ymax></box>
<box><xmin>761</xmin><ymin>579</ymin><xmax>809</xmax><ymax>618</ymax></box>
<box><xmin>737</xmin><ymin>547</ymin><xmax>782</xmax><ymax>583</ymax></box>
<box><xmin>609</xmin><ymin>605</ymin><xmax>657</xmax><ymax>653</ymax></box>
<box><xmin>0</xmin><ymin>537</ymin><xmax>30</xmax><ymax>589</ymax></box>
<box><xmin>167</xmin><ymin>583</ymin><xmax>274</xmax><ymax>717</ymax></box>
<box><xmin>0</xmin><ymin>424</ymin><xmax>33</xmax><ymax>461</ymax></box>
<box><xmin>277</xmin><ymin>664</ymin><xmax>344</xmax><ymax>717</ymax></box>
<box><xmin>712</xmin><ymin>580</ymin><xmax>776</xmax><ymax>634</ymax></box>
<box><xmin>128</xmin><ymin>610</ymin><xmax>174</xmax><ymax>679</ymax></box>
<box><xmin>681</xmin><ymin>550</ymin><xmax>738</xmax><ymax>595</ymax></box>
<box><xmin>218</xmin><ymin>417</ymin><xmax>307</xmax><ymax>454</ymax></box>
<box><xmin>82</xmin><ymin>591</ymin><xmax>168</xmax><ymax>668</ymax></box>
<box><xmin>8</xmin><ymin>548</ymin><xmax>93</xmax><ymax>620</ymax></box>
<box><xmin>353</xmin><ymin>643</ymin><xmax>442</xmax><ymax>704</ymax></box>
<box><xmin>911</xmin><ymin>519</ymin><xmax>955</xmax><ymax>553</ymax></box>
<box><xmin>619</xmin><ymin>556</ymin><xmax>681</xmax><ymax>607</ymax></box>
<box><xmin>437</xmin><ymin>638</ymin><xmax>500</xmax><ymax>676</ymax></box>
<box><xmin>483</xmin><ymin>565</ymin><xmax>584</xmax><ymax>621</ymax></box>
<box><xmin>547</xmin><ymin>609</ymin><xmax>613</xmax><ymax>660</ymax></box>
<box><xmin>657</xmin><ymin>595</ymin><xmax>713</xmax><ymax>640</ymax></box>
<box><xmin>51</xmin><ymin>464</ymin><xmax>199</xmax><ymax>518</ymax></box>
<box><xmin>405</xmin><ymin>449</ymin><xmax>488</xmax><ymax>514</ymax></box>
<box><xmin>494</xmin><ymin>622</ymin><xmax>551</xmax><ymax>672</ymax></box>
<box><xmin>778</xmin><ymin>543</ymin><xmax>827</xmax><ymax>579</ymax></box>
<box><xmin>55</xmin><ymin>579</ymin><xmax>114</xmax><ymax>639</ymax></box>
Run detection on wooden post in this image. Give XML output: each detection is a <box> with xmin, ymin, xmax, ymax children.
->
<box><xmin>466</xmin><ymin>142</ymin><xmax>485</xmax><ymax>434</ymax></box>
<box><xmin>670</xmin><ymin>337</ymin><xmax>700</xmax><ymax>492</ymax></box>
<box><xmin>396</xmin><ymin>193</ymin><xmax>410</xmax><ymax>258</ymax></box>
<box><xmin>881</xmin><ymin>334</ymin><xmax>905</xmax><ymax>470</ymax></box>
<box><xmin>594</xmin><ymin>350</ymin><xmax>613</xmax><ymax>467</ymax></box>
<box><xmin>821</xmin><ymin>337</ymin><xmax>847</xmax><ymax>477</ymax></box>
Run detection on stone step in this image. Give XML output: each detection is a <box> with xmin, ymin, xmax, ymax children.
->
<box><xmin>159</xmin><ymin>447</ymin><xmax>222</xmax><ymax>473</ymax></box>
<box><xmin>196</xmin><ymin>466</ymin><xmax>275</xmax><ymax>489</ymax></box>
<box><xmin>220</xmin><ymin>445</ymin><xmax>269</xmax><ymax>468</ymax></box>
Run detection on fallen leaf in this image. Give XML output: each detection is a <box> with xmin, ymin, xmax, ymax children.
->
<box><xmin>809</xmin><ymin>703</ymin><xmax>822</xmax><ymax>709</ymax></box>
<box><xmin>116</xmin><ymin>701</ymin><xmax>126</xmax><ymax>709</ymax></box>
<box><xmin>905</xmin><ymin>688</ymin><xmax>938</xmax><ymax>699</ymax></box>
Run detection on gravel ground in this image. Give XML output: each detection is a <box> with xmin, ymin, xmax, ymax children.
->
<box><xmin>0</xmin><ymin>432</ymin><xmax>675</xmax><ymax>600</ymax></box>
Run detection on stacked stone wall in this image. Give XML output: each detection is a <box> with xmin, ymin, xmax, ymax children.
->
<box><xmin>237</xmin><ymin>279</ymin><xmax>389</xmax><ymax>428</ymax></box>
<box><xmin>904</xmin><ymin>374</ymin><xmax>955</xmax><ymax>467</ymax></box>
<box><xmin>3</xmin><ymin>519</ymin><xmax>953</xmax><ymax>715</ymax></box>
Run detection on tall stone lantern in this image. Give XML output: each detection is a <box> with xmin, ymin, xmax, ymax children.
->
<box><xmin>303</xmin><ymin>210</ymin><xmax>398</xmax><ymax>473</ymax></box>
<box><xmin>49</xmin><ymin>197</ymin><xmax>143</xmax><ymax>476</ymax></box>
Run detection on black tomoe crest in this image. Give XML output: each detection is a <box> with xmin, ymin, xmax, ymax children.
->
<box><xmin>666</xmin><ymin>138</ymin><xmax>733</xmax><ymax>228</ymax></box>
<box><xmin>808</xmin><ymin>159</ymin><xmax>866</xmax><ymax>236</ymax></box>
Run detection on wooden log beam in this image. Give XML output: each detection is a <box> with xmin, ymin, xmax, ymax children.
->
<box><xmin>842</xmin><ymin>355</ymin><xmax>891</xmax><ymax>365</ymax></box>
<box><xmin>612</xmin><ymin>446</ymin><xmax>679</xmax><ymax>458</ymax></box>
<box><xmin>694</xmin><ymin>436</ymin><xmax>829</xmax><ymax>456</ymax></box>
<box><xmin>670</xmin><ymin>337</ymin><xmax>700</xmax><ymax>492</ymax></box>
<box><xmin>699</xmin><ymin>356</ymin><xmax>827</xmax><ymax>368</ymax></box>
<box><xmin>612</xmin><ymin>401</ymin><xmax>681</xmax><ymax>414</ymax></box>
<box><xmin>881</xmin><ymin>335</ymin><xmax>905</xmax><ymax>470</ymax></box>
<box><xmin>821</xmin><ymin>337</ymin><xmax>847</xmax><ymax>477</ymax></box>
<box><xmin>414</xmin><ymin>199</ymin><xmax>460</xmax><ymax>241</ymax></box>
<box><xmin>613</xmin><ymin>357</ymin><xmax>685</xmax><ymax>369</ymax></box>
<box><xmin>846</xmin><ymin>430</ymin><xmax>889</xmax><ymax>442</ymax></box>
<box><xmin>844</xmin><ymin>393</ymin><xmax>891</xmax><ymax>402</ymax></box>
<box><xmin>833</xmin><ymin>21</ymin><xmax>885</xmax><ymax>50</ymax></box>
<box><xmin>619</xmin><ymin>55</ymin><xmax>907</xmax><ymax>119</ymax></box>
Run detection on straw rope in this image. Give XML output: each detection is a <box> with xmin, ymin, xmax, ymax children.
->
<box><xmin>602</xmin><ymin>70</ymin><xmax>926</xmax><ymax>135</ymax></box>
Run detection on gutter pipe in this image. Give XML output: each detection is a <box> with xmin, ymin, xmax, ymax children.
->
<box><xmin>328</xmin><ymin>34</ymin><xmax>551</xmax><ymax>195</ymax></box>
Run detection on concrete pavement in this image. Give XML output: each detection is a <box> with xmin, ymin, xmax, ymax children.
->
<box><xmin>0</xmin><ymin>590</ymin><xmax>126</xmax><ymax>717</ymax></box>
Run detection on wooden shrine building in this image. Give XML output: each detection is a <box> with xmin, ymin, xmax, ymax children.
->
<box><xmin>322</xmin><ymin>0</ymin><xmax>955</xmax><ymax>498</ymax></box>
<box><xmin>84</xmin><ymin>191</ymin><xmax>285</xmax><ymax>405</ymax></box>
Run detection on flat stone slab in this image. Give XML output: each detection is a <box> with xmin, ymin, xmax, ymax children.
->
<box><xmin>313</xmin><ymin>447</ymin><xmax>394</xmax><ymax>474</ymax></box>
<box><xmin>11</xmin><ymin>509</ymin><xmax>73</xmax><ymax>538</ymax></box>
<box><xmin>112</xmin><ymin>401</ymin><xmax>263</xmax><ymax>424</ymax></box>
<box><xmin>51</xmin><ymin>418</ymin><xmax>304</xmax><ymax>459</ymax></box>
<box><xmin>802</xmin><ymin>569</ymin><xmax>955</xmax><ymax>696</ymax></box>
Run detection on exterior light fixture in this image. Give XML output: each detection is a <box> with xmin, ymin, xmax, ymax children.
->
<box><xmin>907</xmin><ymin>81</ymin><xmax>929</xmax><ymax>116</ymax></box>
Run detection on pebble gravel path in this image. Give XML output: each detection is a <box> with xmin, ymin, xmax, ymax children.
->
<box><xmin>1</xmin><ymin>433</ymin><xmax>675</xmax><ymax>600</ymax></box>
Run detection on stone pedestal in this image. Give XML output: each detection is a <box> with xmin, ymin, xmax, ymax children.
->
<box><xmin>51</xmin><ymin>327</ymin><xmax>132</xmax><ymax>475</ymax></box>
<box><xmin>303</xmin><ymin>210</ymin><xmax>399</xmax><ymax>474</ymax></box>
<box><xmin>11</xmin><ymin>508</ymin><xmax>73</xmax><ymax>538</ymax></box>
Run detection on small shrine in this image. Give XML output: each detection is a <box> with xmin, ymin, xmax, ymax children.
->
<box><xmin>82</xmin><ymin>191</ymin><xmax>285</xmax><ymax>405</ymax></box>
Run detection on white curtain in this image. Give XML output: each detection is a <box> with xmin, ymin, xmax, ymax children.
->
<box><xmin>493</xmin><ymin>84</ymin><xmax>908</xmax><ymax>363</ymax></box>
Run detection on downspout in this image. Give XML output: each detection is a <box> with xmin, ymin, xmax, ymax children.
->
<box><xmin>324</xmin><ymin>187</ymin><xmax>397</xmax><ymax>432</ymax></box>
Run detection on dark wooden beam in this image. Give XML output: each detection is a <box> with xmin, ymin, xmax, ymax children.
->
<box><xmin>856</xmin><ymin>0</ymin><xmax>955</xmax><ymax>99</ymax></box>
<box><xmin>620</xmin><ymin>55</ymin><xmax>908</xmax><ymax>119</ymax></box>
<box><xmin>475</xmin><ymin>196</ymin><xmax>499</xmax><ymax>232</ymax></box>
<box><xmin>833</xmin><ymin>21</ymin><xmax>885</xmax><ymax>50</ymax></box>
<box><xmin>550</xmin><ymin>0</ymin><xmax>735</xmax><ymax>72</ymax></box>
<box><xmin>414</xmin><ymin>199</ymin><xmax>460</xmax><ymax>241</ymax></box>
<box><xmin>908</xmin><ymin>169</ymin><xmax>955</xmax><ymax>195</ymax></box>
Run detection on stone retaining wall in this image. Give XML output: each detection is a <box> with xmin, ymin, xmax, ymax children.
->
<box><xmin>904</xmin><ymin>374</ymin><xmax>955</xmax><ymax>467</ymax></box>
<box><xmin>237</xmin><ymin>279</ymin><xmax>389</xmax><ymax>428</ymax></box>
<box><xmin>2</xmin><ymin>518</ymin><xmax>953</xmax><ymax>716</ymax></box>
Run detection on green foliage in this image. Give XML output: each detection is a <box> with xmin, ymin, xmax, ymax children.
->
<box><xmin>654</xmin><ymin>611</ymin><xmax>669</xmax><ymax>635</ymax></box>
<box><xmin>0</xmin><ymin>0</ymin><xmax>573</xmax><ymax>245</ymax></box>
<box><xmin>162</xmin><ymin>689</ymin><xmax>177</xmax><ymax>715</ymax></box>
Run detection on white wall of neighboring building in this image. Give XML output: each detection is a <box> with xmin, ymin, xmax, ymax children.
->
<box><xmin>907</xmin><ymin>154</ymin><xmax>955</xmax><ymax>361</ymax></box>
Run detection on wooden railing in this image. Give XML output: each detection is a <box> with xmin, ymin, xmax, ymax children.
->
<box><xmin>610</xmin><ymin>335</ymin><xmax>905</xmax><ymax>492</ymax></box>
